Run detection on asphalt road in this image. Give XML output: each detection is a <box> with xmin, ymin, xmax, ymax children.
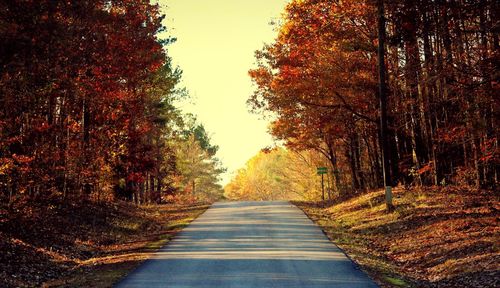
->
<box><xmin>115</xmin><ymin>201</ymin><xmax>378</xmax><ymax>287</ymax></box>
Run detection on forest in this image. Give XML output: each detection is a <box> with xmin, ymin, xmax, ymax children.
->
<box><xmin>236</xmin><ymin>0</ymin><xmax>498</xmax><ymax>200</ymax></box>
<box><xmin>0</xmin><ymin>0</ymin><xmax>224</xmax><ymax>205</ymax></box>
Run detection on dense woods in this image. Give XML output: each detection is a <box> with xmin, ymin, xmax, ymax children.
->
<box><xmin>247</xmin><ymin>0</ymin><xmax>498</xmax><ymax>197</ymax></box>
<box><xmin>0</xmin><ymin>0</ymin><xmax>223</xmax><ymax>205</ymax></box>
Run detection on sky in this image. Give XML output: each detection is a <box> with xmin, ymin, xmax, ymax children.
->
<box><xmin>158</xmin><ymin>0</ymin><xmax>289</xmax><ymax>185</ymax></box>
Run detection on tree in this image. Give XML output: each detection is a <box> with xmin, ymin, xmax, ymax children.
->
<box><xmin>174</xmin><ymin>121</ymin><xmax>224</xmax><ymax>202</ymax></box>
<box><xmin>377</xmin><ymin>0</ymin><xmax>393</xmax><ymax>210</ymax></box>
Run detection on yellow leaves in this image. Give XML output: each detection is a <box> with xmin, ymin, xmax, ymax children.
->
<box><xmin>225</xmin><ymin>147</ymin><xmax>326</xmax><ymax>201</ymax></box>
<box><xmin>0</xmin><ymin>154</ymin><xmax>34</xmax><ymax>176</ymax></box>
<box><xmin>0</xmin><ymin>158</ymin><xmax>14</xmax><ymax>175</ymax></box>
<box><xmin>278</xmin><ymin>21</ymin><xmax>293</xmax><ymax>40</ymax></box>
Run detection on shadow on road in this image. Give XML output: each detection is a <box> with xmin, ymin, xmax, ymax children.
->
<box><xmin>116</xmin><ymin>201</ymin><xmax>378</xmax><ymax>288</ymax></box>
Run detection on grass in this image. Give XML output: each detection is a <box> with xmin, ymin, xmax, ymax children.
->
<box><xmin>293</xmin><ymin>186</ymin><xmax>499</xmax><ymax>288</ymax></box>
<box><xmin>384</xmin><ymin>276</ymin><xmax>411</xmax><ymax>287</ymax></box>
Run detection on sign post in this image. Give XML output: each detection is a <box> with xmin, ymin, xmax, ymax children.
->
<box><xmin>316</xmin><ymin>167</ymin><xmax>328</xmax><ymax>201</ymax></box>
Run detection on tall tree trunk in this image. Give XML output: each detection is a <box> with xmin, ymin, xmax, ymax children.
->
<box><xmin>327</xmin><ymin>144</ymin><xmax>342</xmax><ymax>196</ymax></box>
<box><xmin>421</xmin><ymin>0</ymin><xmax>438</xmax><ymax>185</ymax></box>
<box><xmin>377</xmin><ymin>0</ymin><xmax>393</xmax><ymax>211</ymax></box>
<box><xmin>150</xmin><ymin>174</ymin><xmax>155</xmax><ymax>203</ymax></box>
<box><xmin>157</xmin><ymin>176</ymin><xmax>163</xmax><ymax>203</ymax></box>
<box><xmin>82</xmin><ymin>98</ymin><xmax>92</xmax><ymax>198</ymax></box>
<box><xmin>192</xmin><ymin>179</ymin><xmax>196</xmax><ymax>196</ymax></box>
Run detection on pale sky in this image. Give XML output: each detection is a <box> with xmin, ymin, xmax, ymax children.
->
<box><xmin>158</xmin><ymin>0</ymin><xmax>289</xmax><ymax>184</ymax></box>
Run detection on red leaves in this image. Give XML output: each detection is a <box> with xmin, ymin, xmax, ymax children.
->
<box><xmin>249</xmin><ymin>0</ymin><xmax>378</xmax><ymax>160</ymax></box>
<box><xmin>11</xmin><ymin>154</ymin><xmax>34</xmax><ymax>165</ymax></box>
<box><xmin>127</xmin><ymin>172</ymin><xmax>144</xmax><ymax>183</ymax></box>
<box><xmin>34</xmin><ymin>122</ymin><xmax>51</xmax><ymax>133</ymax></box>
<box><xmin>436</xmin><ymin>126</ymin><xmax>466</xmax><ymax>144</ymax></box>
<box><xmin>418</xmin><ymin>162</ymin><xmax>434</xmax><ymax>175</ymax></box>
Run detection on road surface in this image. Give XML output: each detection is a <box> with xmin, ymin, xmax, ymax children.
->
<box><xmin>116</xmin><ymin>201</ymin><xmax>378</xmax><ymax>287</ymax></box>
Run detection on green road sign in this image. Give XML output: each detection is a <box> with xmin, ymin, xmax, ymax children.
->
<box><xmin>317</xmin><ymin>167</ymin><xmax>327</xmax><ymax>175</ymax></box>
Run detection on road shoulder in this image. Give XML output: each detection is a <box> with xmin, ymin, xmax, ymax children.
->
<box><xmin>293</xmin><ymin>187</ymin><xmax>498</xmax><ymax>288</ymax></box>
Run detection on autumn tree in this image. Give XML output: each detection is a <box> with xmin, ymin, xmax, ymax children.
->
<box><xmin>174</xmin><ymin>119</ymin><xmax>225</xmax><ymax>202</ymax></box>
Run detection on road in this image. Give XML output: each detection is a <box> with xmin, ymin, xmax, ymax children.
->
<box><xmin>115</xmin><ymin>201</ymin><xmax>378</xmax><ymax>287</ymax></box>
